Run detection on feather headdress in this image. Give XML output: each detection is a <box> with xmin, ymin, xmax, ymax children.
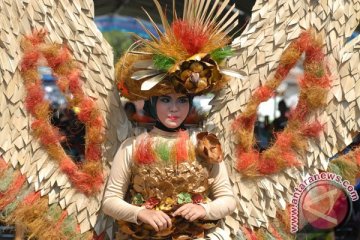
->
<box><xmin>116</xmin><ymin>0</ymin><xmax>243</xmax><ymax>100</ymax></box>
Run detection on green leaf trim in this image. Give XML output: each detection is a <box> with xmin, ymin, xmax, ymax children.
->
<box><xmin>210</xmin><ymin>46</ymin><xmax>233</xmax><ymax>63</ymax></box>
<box><xmin>153</xmin><ymin>54</ymin><xmax>176</xmax><ymax>71</ymax></box>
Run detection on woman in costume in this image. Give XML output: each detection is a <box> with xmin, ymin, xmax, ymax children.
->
<box><xmin>102</xmin><ymin>93</ymin><xmax>236</xmax><ymax>239</ymax></box>
<box><xmin>102</xmin><ymin>1</ymin><xmax>241</xmax><ymax>238</ymax></box>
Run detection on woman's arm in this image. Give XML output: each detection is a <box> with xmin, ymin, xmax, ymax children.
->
<box><xmin>102</xmin><ymin>137</ymin><xmax>144</xmax><ymax>224</ymax></box>
<box><xmin>173</xmin><ymin>161</ymin><xmax>236</xmax><ymax>221</ymax></box>
<box><xmin>102</xmin><ymin>136</ymin><xmax>172</xmax><ymax>231</ymax></box>
<box><xmin>200</xmin><ymin>161</ymin><xmax>236</xmax><ymax>220</ymax></box>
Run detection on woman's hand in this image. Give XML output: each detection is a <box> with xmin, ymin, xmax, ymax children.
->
<box><xmin>137</xmin><ymin>209</ymin><xmax>172</xmax><ymax>232</ymax></box>
<box><xmin>172</xmin><ymin>203</ymin><xmax>206</xmax><ymax>221</ymax></box>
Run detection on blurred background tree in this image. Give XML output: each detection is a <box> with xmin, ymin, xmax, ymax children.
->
<box><xmin>102</xmin><ymin>30</ymin><xmax>133</xmax><ymax>63</ymax></box>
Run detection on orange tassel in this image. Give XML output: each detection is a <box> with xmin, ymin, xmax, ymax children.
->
<box><xmin>46</xmin><ymin>46</ymin><xmax>71</xmax><ymax>68</ymax></box>
<box><xmin>85</xmin><ymin>145</ymin><xmax>102</xmax><ymax>162</ymax></box>
<box><xmin>134</xmin><ymin>137</ymin><xmax>156</xmax><ymax>165</ymax></box>
<box><xmin>176</xmin><ymin>130</ymin><xmax>189</xmax><ymax>164</ymax></box>
<box><xmin>59</xmin><ymin>157</ymin><xmax>77</xmax><ymax>175</ymax></box>
<box><xmin>233</xmin><ymin>29</ymin><xmax>329</xmax><ymax>177</ymax></box>
<box><xmin>78</xmin><ymin>98</ymin><xmax>95</xmax><ymax>123</ymax></box>
<box><xmin>20</xmin><ymin>29</ymin><xmax>105</xmax><ymax>195</ymax></box>
<box><xmin>24</xmin><ymin>191</ymin><xmax>41</xmax><ymax>205</ymax></box>
<box><xmin>68</xmin><ymin>70</ymin><xmax>82</xmax><ymax>93</ymax></box>
<box><xmin>254</xmin><ymin>86</ymin><xmax>274</xmax><ymax>102</ymax></box>
<box><xmin>258</xmin><ymin>157</ymin><xmax>280</xmax><ymax>174</ymax></box>
<box><xmin>236</xmin><ymin>151</ymin><xmax>259</xmax><ymax>173</ymax></box>
<box><xmin>56</xmin><ymin>76</ymin><xmax>69</xmax><ymax>92</ymax></box>
<box><xmin>301</xmin><ymin>121</ymin><xmax>323</xmax><ymax>137</ymax></box>
<box><xmin>21</xmin><ymin>51</ymin><xmax>41</xmax><ymax>71</ymax></box>
<box><xmin>0</xmin><ymin>174</ymin><xmax>26</xmax><ymax>210</ymax></box>
<box><xmin>25</xmin><ymin>84</ymin><xmax>45</xmax><ymax>114</ymax></box>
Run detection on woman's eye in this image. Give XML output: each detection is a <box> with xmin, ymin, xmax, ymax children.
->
<box><xmin>159</xmin><ymin>97</ymin><xmax>170</xmax><ymax>103</ymax></box>
<box><xmin>178</xmin><ymin>98</ymin><xmax>189</xmax><ymax>104</ymax></box>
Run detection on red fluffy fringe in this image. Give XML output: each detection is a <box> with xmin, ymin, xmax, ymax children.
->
<box><xmin>78</xmin><ymin>98</ymin><xmax>95</xmax><ymax>123</ymax></box>
<box><xmin>56</xmin><ymin>76</ymin><xmax>70</xmax><ymax>92</ymax></box>
<box><xmin>0</xmin><ymin>174</ymin><xmax>26</xmax><ymax>210</ymax></box>
<box><xmin>236</xmin><ymin>151</ymin><xmax>259</xmax><ymax>172</ymax></box>
<box><xmin>255</xmin><ymin>86</ymin><xmax>274</xmax><ymax>102</ymax></box>
<box><xmin>172</xmin><ymin>20</ymin><xmax>209</xmax><ymax>55</ymax></box>
<box><xmin>233</xmin><ymin>29</ymin><xmax>330</xmax><ymax>176</ymax></box>
<box><xmin>25</xmin><ymin>29</ymin><xmax>47</xmax><ymax>46</ymax></box>
<box><xmin>289</xmin><ymin>101</ymin><xmax>308</xmax><ymax>121</ymax></box>
<box><xmin>59</xmin><ymin>157</ymin><xmax>77</xmax><ymax>175</ymax></box>
<box><xmin>21</xmin><ymin>30</ymin><xmax>105</xmax><ymax>195</ymax></box>
<box><xmin>134</xmin><ymin>137</ymin><xmax>156</xmax><ymax>165</ymax></box>
<box><xmin>258</xmin><ymin>157</ymin><xmax>280</xmax><ymax>174</ymax></box>
<box><xmin>21</xmin><ymin>51</ymin><xmax>41</xmax><ymax>71</ymax></box>
<box><xmin>296</xmin><ymin>32</ymin><xmax>311</xmax><ymax>52</ymax></box>
<box><xmin>46</xmin><ymin>47</ymin><xmax>71</xmax><ymax>69</ymax></box>
<box><xmin>232</xmin><ymin>114</ymin><xmax>257</xmax><ymax>130</ymax></box>
<box><xmin>300</xmin><ymin>74</ymin><xmax>330</xmax><ymax>88</ymax></box>
<box><xmin>176</xmin><ymin>131</ymin><xmax>189</xmax><ymax>164</ymax></box>
<box><xmin>68</xmin><ymin>70</ymin><xmax>82</xmax><ymax>93</ymax></box>
<box><xmin>31</xmin><ymin>120</ymin><xmax>63</xmax><ymax>145</ymax></box>
<box><xmin>23</xmin><ymin>191</ymin><xmax>41</xmax><ymax>205</ymax></box>
<box><xmin>25</xmin><ymin>84</ymin><xmax>45</xmax><ymax>114</ymax></box>
<box><xmin>85</xmin><ymin>145</ymin><xmax>102</xmax><ymax>162</ymax></box>
<box><xmin>301</xmin><ymin>121</ymin><xmax>323</xmax><ymax>137</ymax></box>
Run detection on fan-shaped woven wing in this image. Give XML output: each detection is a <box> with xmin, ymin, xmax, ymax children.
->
<box><xmin>0</xmin><ymin>0</ymin><xmax>131</xmax><ymax>236</ymax></box>
<box><xmin>205</xmin><ymin>0</ymin><xmax>360</xmax><ymax>234</ymax></box>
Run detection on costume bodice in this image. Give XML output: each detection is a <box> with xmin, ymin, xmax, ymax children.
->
<box><xmin>129</xmin><ymin>129</ymin><xmax>213</xmax><ymax>207</ymax></box>
<box><xmin>119</xmin><ymin>128</ymin><xmax>218</xmax><ymax>239</ymax></box>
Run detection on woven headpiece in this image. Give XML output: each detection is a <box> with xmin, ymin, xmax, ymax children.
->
<box><xmin>116</xmin><ymin>0</ymin><xmax>242</xmax><ymax>100</ymax></box>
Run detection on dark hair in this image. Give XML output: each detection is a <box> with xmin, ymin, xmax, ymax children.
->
<box><xmin>124</xmin><ymin>102</ymin><xmax>136</xmax><ymax>118</ymax></box>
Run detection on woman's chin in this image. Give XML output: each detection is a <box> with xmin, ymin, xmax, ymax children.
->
<box><xmin>164</xmin><ymin>121</ymin><xmax>181</xmax><ymax>129</ymax></box>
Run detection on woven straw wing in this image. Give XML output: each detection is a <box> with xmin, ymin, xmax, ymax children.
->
<box><xmin>0</xmin><ymin>0</ymin><xmax>131</xmax><ymax>236</ymax></box>
<box><xmin>2</xmin><ymin>0</ymin><xmax>360</xmax><ymax>238</ymax></box>
<box><xmin>206</xmin><ymin>0</ymin><xmax>360</xmax><ymax>234</ymax></box>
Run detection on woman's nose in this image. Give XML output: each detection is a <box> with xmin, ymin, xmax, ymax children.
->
<box><xmin>169</xmin><ymin>102</ymin><xmax>178</xmax><ymax>112</ymax></box>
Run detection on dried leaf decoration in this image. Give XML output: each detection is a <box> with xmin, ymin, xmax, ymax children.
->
<box><xmin>177</xmin><ymin>192</ymin><xmax>192</xmax><ymax>204</ymax></box>
<box><xmin>196</xmin><ymin>132</ymin><xmax>223</xmax><ymax>164</ymax></box>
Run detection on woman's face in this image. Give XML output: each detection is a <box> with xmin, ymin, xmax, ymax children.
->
<box><xmin>156</xmin><ymin>93</ymin><xmax>190</xmax><ymax>129</ymax></box>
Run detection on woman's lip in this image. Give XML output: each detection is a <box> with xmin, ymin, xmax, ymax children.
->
<box><xmin>168</xmin><ymin>116</ymin><xmax>179</xmax><ymax>120</ymax></box>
